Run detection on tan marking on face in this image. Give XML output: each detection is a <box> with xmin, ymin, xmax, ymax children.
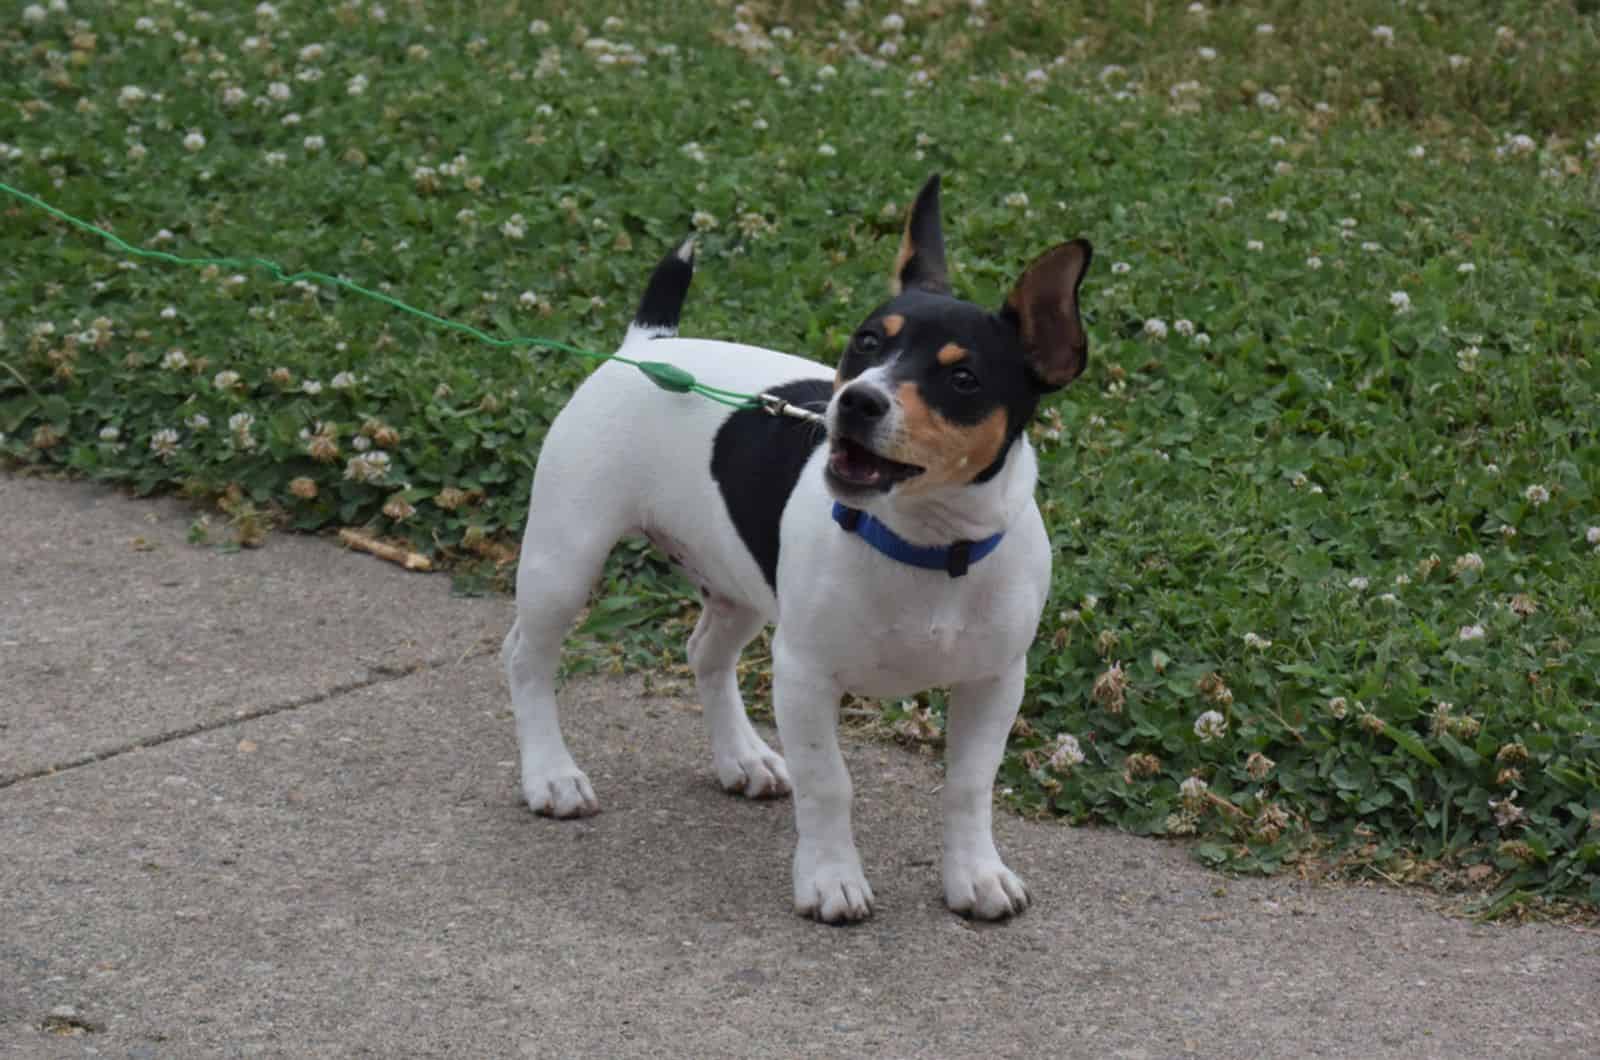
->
<box><xmin>882</xmin><ymin>314</ymin><xmax>905</xmax><ymax>338</ymax></box>
<box><xmin>935</xmin><ymin>342</ymin><xmax>967</xmax><ymax>366</ymax></box>
<box><xmin>889</xmin><ymin>382</ymin><xmax>1008</xmax><ymax>492</ymax></box>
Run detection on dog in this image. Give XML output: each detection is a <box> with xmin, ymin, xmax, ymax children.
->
<box><xmin>502</xmin><ymin>174</ymin><xmax>1091</xmax><ymax>922</ymax></box>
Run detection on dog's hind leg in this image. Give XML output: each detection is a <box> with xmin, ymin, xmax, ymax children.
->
<box><xmin>503</xmin><ymin>492</ymin><xmax>625</xmax><ymax>818</ymax></box>
<box><xmin>687</xmin><ymin>593</ymin><xmax>791</xmax><ymax>799</ymax></box>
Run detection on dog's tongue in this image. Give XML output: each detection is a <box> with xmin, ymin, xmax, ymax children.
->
<box><xmin>829</xmin><ymin>440</ymin><xmax>882</xmax><ymax>485</ymax></box>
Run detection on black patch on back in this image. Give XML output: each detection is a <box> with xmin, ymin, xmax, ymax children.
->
<box><xmin>710</xmin><ymin>378</ymin><xmax>832</xmax><ymax>592</ymax></box>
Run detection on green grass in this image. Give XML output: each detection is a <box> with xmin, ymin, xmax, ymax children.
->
<box><xmin>3</xmin><ymin>1</ymin><xmax>1598</xmax><ymax>911</ymax></box>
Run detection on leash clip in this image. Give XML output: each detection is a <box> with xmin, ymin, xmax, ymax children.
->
<box><xmin>756</xmin><ymin>393</ymin><xmax>828</xmax><ymax>426</ymax></box>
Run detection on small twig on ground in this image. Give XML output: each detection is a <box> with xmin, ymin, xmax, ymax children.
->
<box><xmin>338</xmin><ymin>528</ymin><xmax>431</xmax><ymax>571</ymax></box>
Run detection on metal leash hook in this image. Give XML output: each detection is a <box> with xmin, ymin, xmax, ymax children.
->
<box><xmin>756</xmin><ymin>392</ymin><xmax>828</xmax><ymax>426</ymax></box>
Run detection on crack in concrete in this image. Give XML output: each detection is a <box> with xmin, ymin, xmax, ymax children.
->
<box><xmin>0</xmin><ymin>647</ymin><xmax>497</xmax><ymax>790</ymax></box>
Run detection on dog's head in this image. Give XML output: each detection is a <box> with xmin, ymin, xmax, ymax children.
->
<box><xmin>825</xmin><ymin>174</ymin><xmax>1092</xmax><ymax>501</ymax></box>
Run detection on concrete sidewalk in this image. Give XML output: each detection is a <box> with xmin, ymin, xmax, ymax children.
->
<box><xmin>3</xmin><ymin>475</ymin><xmax>1596</xmax><ymax>1059</ymax></box>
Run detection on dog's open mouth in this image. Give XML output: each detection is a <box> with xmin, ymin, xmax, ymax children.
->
<box><xmin>826</xmin><ymin>437</ymin><xmax>924</xmax><ymax>490</ymax></box>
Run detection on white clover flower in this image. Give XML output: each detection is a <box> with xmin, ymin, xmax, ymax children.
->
<box><xmin>1175</xmin><ymin>319</ymin><xmax>1195</xmax><ymax>337</ymax></box>
<box><xmin>330</xmin><ymin>371</ymin><xmax>357</xmax><ymax>390</ymax></box>
<box><xmin>1143</xmin><ymin>318</ymin><xmax>1169</xmax><ymax>341</ymax></box>
<box><xmin>680</xmin><ymin>141</ymin><xmax>708</xmax><ymax>163</ymax></box>
<box><xmin>752</xmin><ymin>117</ymin><xmax>769</xmax><ymax>131</ymax></box>
<box><xmin>22</xmin><ymin>4</ymin><xmax>47</xmax><ymax>24</ymax></box>
<box><xmin>347</xmin><ymin>73</ymin><xmax>368</xmax><ymax>96</ymax></box>
<box><xmin>1243</xmin><ymin>632</ymin><xmax>1272</xmax><ymax>650</ymax></box>
<box><xmin>528</xmin><ymin>18</ymin><xmax>549</xmax><ymax>34</ymax></box>
<box><xmin>1048</xmin><ymin>733</ymin><xmax>1085</xmax><ymax>770</ymax></box>
<box><xmin>1005</xmin><ymin>191</ymin><xmax>1030</xmax><ymax>208</ymax></box>
<box><xmin>183</xmin><ymin>130</ymin><xmax>207</xmax><ymax>152</ymax></box>
<box><xmin>691</xmin><ymin>210</ymin><xmax>718</xmax><ymax>232</ymax></box>
<box><xmin>1255</xmin><ymin>90</ymin><xmax>1280</xmax><ymax>110</ymax></box>
<box><xmin>99</xmin><ymin>426</ymin><xmax>120</xmax><ymax>442</ymax></box>
<box><xmin>1246</xmin><ymin>239</ymin><xmax>1264</xmax><ymax>252</ymax></box>
<box><xmin>1458</xmin><ymin>624</ymin><xmax>1486</xmax><ymax>641</ymax></box>
<box><xmin>1389</xmin><ymin>290</ymin><xmax>1411</xmax><ymax>313</ymax></box>
<box><xmin>1193</xmin><ymin>710</ymin><xmax>1227</xmax><ymax>742</ymax></box>
<box><xmin>344</xmin><ymin>451</ymin><xmax>391</xmax><ymax>483</ymax></box>
<box><xmin>1188</xmin><ymin>2</ymin><xmax>1207</xmax><ymax>13</ymax></box>
<box><xmin>1327</xmin><ymin>696</ymin><xmax>1349</xmax><ymax>719</ymax></box>
<box><xmin>1267</xmin><ymin>208</ymin><xmax>1288</xmax><ymax>223</ymax></box>
<box><xmin>1453</xmin><ymin>552</ymin><xmax>1485</xmax><ymax>575</ymax></box>
<box><xmin>1306</xmin><ymin>255</ymin><xmax>1323</xmax><ymax>270</ymax></box>
<box><xmin>1586</xmin><ymin>526</ymin><xmax>1600</xmax><ymax>545</ymax></box>
<box><xmin>1490</xmin><ymin>792</ymin><xmax>1524</xmax><ymax>829</ymax></box>
<box><xmin>881</xmin><ymin>12</ymin><xmax>905</xmax><ymax>31</ymax></box>
<box><xmin>1025</xmin><ymin>68</ymin><xmax>1048</xmax><ymax>86</ymax></box>
<box><xmin>1111</xmin><ymin>261</ymin><xmax>1131</xmax><ymax>275</ymax></box>
<box><xmin>1371</xmin><ymin>25</ymin><xmax>1395</xmax><ymax>46</ymax></box>
<box><xmin>161</xmin><ymin>350</ymin><xmax>189</xmax><ymax>371</ymax></box>
<box><xmin>1361</xmin><ymin>241</ymin><xmax>1381</xmax><ymax>253</ymax></box>
<box><xmin>1179</xmin><ymin>775</ymin><xmax>1209</xmax><ymax>808</ymax></box>
<box><xmin>298</xmin><ymin>42</ymin><xmax>325</xmax><ymax>62</ymax></box>
<box><xmin>186</xmin><ymin>413</ymin><xmax>210</xmax><ymax>431</ymax></box>
<box><xmin>118</xmin><ymin>85</ymin><xmax>148</xmax><ymax>108</ymax></box>
<box><xmin>301</xmin><ymin>379</ymin><xmax>323</xmax><ymax>395</ymax></box>
<box><xmin>1348</xmin><ymin>576</ymin><xmax>1369</xmax><ymax>590</ymax></box>
<box><xmin>1197</xmin><ymin>46</ymin><xmax>1217</xmax><ymax>61</ymax></box>
<box><xmin>1216</xmin><ymin>195</ymin><xmax>1234</xmax><ymax>209</ymax></box>
<box><xmin>264</xmin><ymin>150</ymin><xmax>287</xmax><ymax>167</ymax></box>
<box><xmin>1457</xmin><ymin>345</ymin><xmax>1480</xmax><ymax>372</ymax></box>
<box><xmin>501</xmin><ymin>213</ymin><xmax>527</xmax><ymax>240</ymax></box>
<box><xmin>817</xmin><ymin>143</ymin><xmax>837</xmax><ymax>157</ymax></box>
<box><xmin>1524</xmin><ymin>484</ymin><xmax>1550</xmax><ymax>506</ymax></box>
<box><xmin>1448</xmin><ymin>54</ymin><xmax>1469</xmax><ymax>70</ymax></box>
<box><xmin>213</xmin><ymin>370</ymin><xmax>242</xmax><ymax>390</ymax></box>
<box><xmin>817</xmin><ymin>64</ymin><xmax>838</xmax><ymax>80</ymax></box>
<box><xmin>228</xmin><ymin>411</ymin><xmax>254</xmax><ymax>433</ymax></box>
<box><xmin>303</xmin><ymin>134</ymin><xmax>326</xmax><ymax>153</ymax></box>
<box><xmin>149</xmin><ymin>428</ymin><xmax>180</xmax><ymax>459</ymax></box>
<box><xmin>1255</xmin><ymin>23</ymin><xmax>1274</xmax><ymax>35</ymax></box>
<box><xmin>1194</xmin><ymin>333</ymin><xmax>1211</xmax><ymax>347</ymax></box>
<box><xmin>351</xmin><ymin>434</ymin><xmax>371</xmax><ymax>452</ymax></box>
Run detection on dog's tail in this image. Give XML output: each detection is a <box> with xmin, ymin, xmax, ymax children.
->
<box><xmin>624</xmin><ymin>236</ymin><xmax>695</xmax><ymax>344</ymax></box>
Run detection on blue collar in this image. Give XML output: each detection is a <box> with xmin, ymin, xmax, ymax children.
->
<box><xmin>831</xmin><ymin>502</ymin><xmax>1004</xmax><ymax>578</ymax></box>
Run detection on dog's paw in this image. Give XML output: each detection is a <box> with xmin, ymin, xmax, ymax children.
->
<box><xmin>523</xmin><ymin>768</ymin><xmax>600</xmax><ymax>818</ymax></box>
<box><xmin>794</xmin><ymin>854</ymin><xmax>875</xmax><ymax>924</ymax></box>
<box><xmin>714</xmin><ymin>743</ymin><xmax>792</xmax><ymax>800</ymax></box>
<box><xmin>944</xmin><ymin>859</ymin><xmax>1029</xmax><ymax>920</ymax></box>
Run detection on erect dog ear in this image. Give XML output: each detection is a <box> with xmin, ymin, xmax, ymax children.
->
<box><xmin>891</xmin><ymin>173</ymin><xmax>950</xmax><ymax>296</ymax></box>
<box><xmin>1001</xmin><ymin>239</ymin><xmax>1093</xmax><ymax>390</ymax></box>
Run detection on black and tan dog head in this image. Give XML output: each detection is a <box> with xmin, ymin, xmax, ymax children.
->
<box><xmin>824</xmin><ymin>174</ymin><xmax>1093</xmax><ymax>500</ymax></box>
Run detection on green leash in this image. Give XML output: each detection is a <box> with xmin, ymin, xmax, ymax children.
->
<box><xmin>0</xmin><ymin>181</ymin><xmax>825</xmax><ymax>424</ymax></box>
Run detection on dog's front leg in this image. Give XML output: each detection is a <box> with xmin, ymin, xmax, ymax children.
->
<box><xmin>772</xmin><ymin>636</ymin><xmax>872</xmax><ymax>923</ymax></box>
<box><xmin>942</xmin><ymin>663</ymin><xmax>1030</xmax><ymax>919</ymax></box>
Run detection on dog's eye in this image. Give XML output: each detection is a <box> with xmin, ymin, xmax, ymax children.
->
<box><xmin>950</xmin><ymin>366</ymin><xmax>980</xmax><ymax>393</ymax></box>
<box><xmin>854</xmin><ymin>330</ymin><xmax>881</xmax><ymax>355</ymax></box>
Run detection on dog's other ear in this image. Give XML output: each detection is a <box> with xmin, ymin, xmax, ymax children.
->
<box><xmin>1002</xmin><ymin>239</ymin><xmax>1093</xmax><ymax>390</ymax></box>
<box><xmin>891</xmin><ymin>174</ymin><xmax>950</xmax><ymax>296</ymax></box>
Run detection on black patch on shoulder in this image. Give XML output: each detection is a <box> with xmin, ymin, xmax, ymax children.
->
<box><xmin>710</xmin><ymin>378</ymin><xmax>832</xmax><ymax>591</ymax></box>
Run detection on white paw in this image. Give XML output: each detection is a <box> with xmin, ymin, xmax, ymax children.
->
<box><xmin>944</xmin><ymin>858</ymin><xmax>1029</xmax><ymax>920</ymax></box>
<box><xmin>794</xmin><ymin>852</ymin><xmax>875</xmax><ymax>924</ymax></box>
<box><xmin>714</xmin><ymin>741</ymin><xmax>792</xmax><ymax>800</ymax></box>
<box><xmin>523</xmin><ymin>767</ymin><xmax>599</xmax><ymax>818</ymax></box>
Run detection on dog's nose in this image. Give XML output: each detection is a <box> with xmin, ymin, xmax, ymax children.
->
<box><xmin>837</xmin><ymin>383</ymin><xmax>890</xmax><ymax>422</ymax></box>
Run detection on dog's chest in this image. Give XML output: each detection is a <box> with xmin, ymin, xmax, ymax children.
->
<box><xmin>811</xmin><ymin>580</ymin><xmax>1043</xmax><ymax>697</ymax></box>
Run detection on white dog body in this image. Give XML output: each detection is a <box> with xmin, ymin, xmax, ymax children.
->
<box><xmin>503</xmin><ymin>176</ymin><xmax>1091</xmax><ymax>921</ymax></box>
